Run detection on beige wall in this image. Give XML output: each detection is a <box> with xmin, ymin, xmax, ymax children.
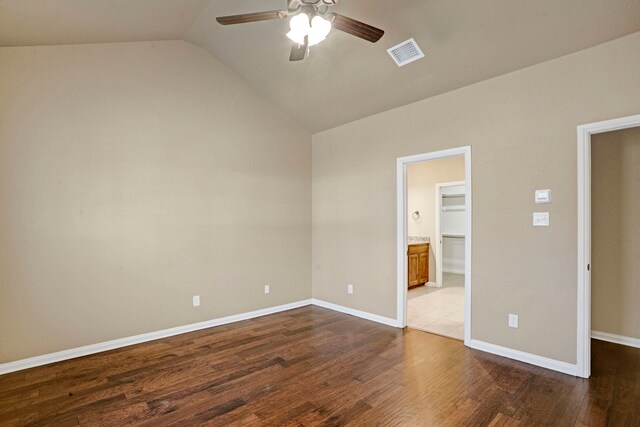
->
<box><xmin>591</xmin><ymin>127</ymin><xmax>640</xmax><ymax>339</ymax></box>
<box><xmin>407</xmin><ymin>157</ymin><xmax>465</xmax><ymax>280</ymax></box>
<box><xmin>312</xmin><ymin>32</ymin><xmax>640</xmax><ymax>364</ymax></box>
<box><xmin>0</xmin><ymin>41</ymin><xmax>311</xmax><ymax>364</ymax></box>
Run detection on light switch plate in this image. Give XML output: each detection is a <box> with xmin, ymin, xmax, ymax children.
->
<box><xmin>533</xmin><ymin>212</ymin><xmax>550</xmax><ymax>227</ymax></box>
<box><xmin>535</xmin><ymin>189</ymin><xmax>552</xmax><ymax>204</ymax></box>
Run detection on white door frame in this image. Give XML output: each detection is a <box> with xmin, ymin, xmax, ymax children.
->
<box><xmin>435</xmin><ymin>181</ymin><xmax>466</xmax><ymax>287</ymax></box>
<box><xmin>396</xmin><ymin>146</ymin><xmax>472</xmax><ymax>345</ymax></box>
<box><xmin>577</xmin><ymin>113</ymin><xmax>640</xmax><ymax>378</ymax></box>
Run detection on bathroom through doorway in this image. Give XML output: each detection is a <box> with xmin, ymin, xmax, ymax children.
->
<box><xmin>396</xmin><ymin>147</ymin><xmax>471</xmax><ymax>343</ymax></box>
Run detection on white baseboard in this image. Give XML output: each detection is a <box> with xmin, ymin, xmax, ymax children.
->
<box><xmin>426</xmin><ymin>281</ymin><xmax>440</xmax><ymax>287</ymax></box>
<box><xmin>0</xmin><ymin>298</ymin><xmax>584</xmax><ymax>379</ymax></box>
<box><xmin>0</xmin><ymin>299</ymin><xmax>313</xmax><ymax>375</ymax></box>
<box><xmin>467</xmin><ymin>339</ymin><xmax>578</xmax><ymax>376</ymax></box>
<box><xmin>311</xmin><ymin>298</ymin><xmax>401</xmax><ymax>328</ymax></box>
<box><xmin>592</xmin><ymin>330</ymin><xmax>640</xmax><ymax>349</ymax></box>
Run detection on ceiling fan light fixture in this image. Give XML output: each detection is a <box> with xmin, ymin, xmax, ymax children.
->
<box><xmin>286</xmin><ymin>29</ymin><xmax>305</xmax><ymax>45</ymax></box>
<box><xmin>287</xmin><ymin>13</ymin><xmax>311</xmax><ymax>44</ymax></box>
<box><xmin>307</xmin><ymin>33</ymin><xmax>325</xmax><ymax>46</ymax></box>
<box><xmin>287</xmin><ymin>12</ymin><xmax>332</xmax><ymax>46</ymax></box>
<box><xmin>216</xmin><ymin>2</ymin><xmax>384</xmax><ymax>62</ymax></box>
<box><xmin>308</xmin><ymin>15</ymin><xmax>332</xmax><ymax>46</ymax></box>
<box><xmin>312</xmin><ymin>16</ymin><xmax>332</xmax><ymax>35</ymax></box>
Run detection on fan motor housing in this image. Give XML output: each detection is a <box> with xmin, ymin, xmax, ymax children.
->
<box><xmin>291</xmin><ymin>0</ymin><xmax>339</xmax><ymax>11</ymax></box>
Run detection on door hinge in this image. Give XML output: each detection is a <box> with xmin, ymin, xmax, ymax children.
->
<box><xmin>587</xmin><ymin>264</ymin><xmax>590</xmax><ymax>271</ymax></box>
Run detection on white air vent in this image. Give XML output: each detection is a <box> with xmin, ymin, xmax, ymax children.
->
<box><xmin>387</xmin><ymin>38</ymin><xmax>424</xmax><ymax>67</ymax></box>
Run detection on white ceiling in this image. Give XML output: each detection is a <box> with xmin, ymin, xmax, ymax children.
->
<box><xmin>2</xmin><ymin>0</ymin><xmax>640</xmax><ymax>133</ymax></box>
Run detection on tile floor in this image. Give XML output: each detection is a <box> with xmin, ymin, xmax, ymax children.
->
<box><xmin>407</xmin><ymin>273</ymin><xmax>464</xmax><ymax>340</ymax></box>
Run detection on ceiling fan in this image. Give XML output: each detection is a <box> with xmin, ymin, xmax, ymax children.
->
<box><xmin>216</xmin><ymin>0</ymin><xmax>384</xmax><ymax>62</ymax></box>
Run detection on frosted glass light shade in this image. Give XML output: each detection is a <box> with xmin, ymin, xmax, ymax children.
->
<box><xmin>287</xmin><ymin>13</ymin><xmax>311</xmax><ymax>45</ymax></box>
<box><xmin>312</xmin><ymin>16</ymin><xmax>331</xmax><ymax>37</ymax></box>
<box><xmin>308</xmin><ymin>16</ymin><xmax>332</xmax><ymax>46</ymax></box>
<box><xmin>286</xmin><ymin>30</ymin><xmax>306</xmax><ymax>45</ymax></box>
<box><xmin>286</xmin><ymin>13</ymin><xmax>332</xmax><ymax>46</ymax></box>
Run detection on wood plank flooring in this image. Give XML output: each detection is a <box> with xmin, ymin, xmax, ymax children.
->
<box><xmin>0</xmin><ymin>305</ymin><xmax>638</xmax><ymax>426</ymax></box>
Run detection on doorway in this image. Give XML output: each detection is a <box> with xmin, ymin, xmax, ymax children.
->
<box><xmin>577</xmin><ymin>114</ymin><xmax>640</xmax><ymax>378</ymax></box>
<box><xmin>396</xmin><ymin>146</ymin><xmax>472</xmax><ymax>345</ymax></box>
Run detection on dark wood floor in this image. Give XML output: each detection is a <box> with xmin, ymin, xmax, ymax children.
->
<box><xmin>0</xmin><ymin>306</ymin><xmax>638</xmax><ymax>426</ymax></box>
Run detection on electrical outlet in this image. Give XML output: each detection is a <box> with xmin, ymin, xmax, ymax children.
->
<box><xmin>508</xmin><ymin>313</ymin><xmax>518</xmax><ymax>328</ymax></box>
<box><xmin>192</xmin><ymin>295</ymin><xmax>200</xmax><ymax>307</ymax></box>
<box><xmin>347</xmin><ymin>284</ymin><xmax>353</xmax><ymax>294</ymax></box>
<box><xmin>264</xmin><ymin>284</ymin><xmax>270</xmax><ymax>294</ymax></box>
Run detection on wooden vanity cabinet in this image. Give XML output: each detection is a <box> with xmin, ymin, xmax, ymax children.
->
<box><xmin>408</xmin><ymin>243</ymin><xmax>429</xmax><ymax>288</ymax></box>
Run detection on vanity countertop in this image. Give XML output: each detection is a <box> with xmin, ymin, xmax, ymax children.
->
<box><xmin>407</xmin><ymin>236</ymin><xmax>430</xmax><ymax>245</ymax></box>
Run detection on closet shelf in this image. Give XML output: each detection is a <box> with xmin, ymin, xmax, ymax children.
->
<box><xmin>442</xmin><ymin>205</ymin><xmax>465</xmax><ymax>212</ymax></box>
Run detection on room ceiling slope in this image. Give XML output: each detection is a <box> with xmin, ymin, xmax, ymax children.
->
<box><xmin>185</xmin><ymin>0</ymin><xmax>640</xmax><ymax>133</ymax></box>
<box><xmin>2</xmin><ymin>0</ymin><xmax>640</xmax><ymax>133</ymax></box>
<box><xmin>0</xmin><ymin>0</ymin><xmax>209</xmax><ymax>46</ymax></box>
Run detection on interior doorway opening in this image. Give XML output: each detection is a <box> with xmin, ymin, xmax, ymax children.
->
<box><xmin>396</xmin><ymin>147</ymin><xmax>472</xmax><ymax>345</ymax></box>
<box><xmin>577</xmin><ymin>114</ymin><xmax>640</xmax><ymax>378</ymax></box>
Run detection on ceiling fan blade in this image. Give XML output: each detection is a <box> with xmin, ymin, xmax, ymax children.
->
<box><xmin>216</xmin><ymin>10</ymin><xmax>288</xmax><ymax>25</ymax></box>
<box><xmin>289</xmin><ymin>36</ymin><xmax>309</xmax><ymax>61</ymax></box>
<box><xmin>326</xmin><ymin>13</ymin><xmax>384</xmax><ymax>43</ymax></box>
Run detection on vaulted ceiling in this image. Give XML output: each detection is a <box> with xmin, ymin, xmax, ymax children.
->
<box><xmin>2</xmin><ymin>0</ymin><xmax>640</xmax><ymax>132</ymax></box>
